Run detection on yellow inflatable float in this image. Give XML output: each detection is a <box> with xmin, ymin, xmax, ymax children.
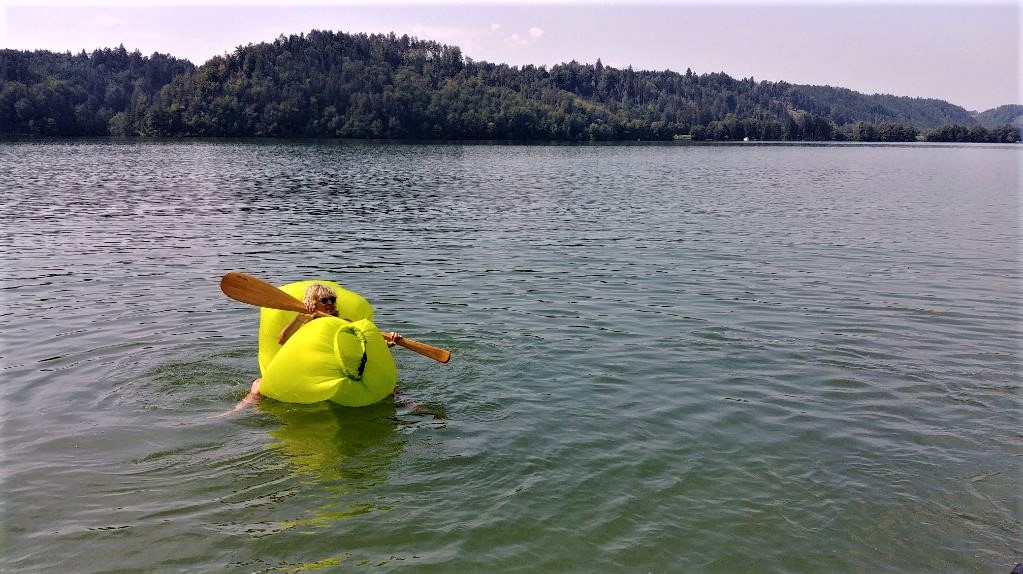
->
<box><xmin>256</xmin><ymin>280</ymin><xmax>397</xmax><ymax>407</ymax></box>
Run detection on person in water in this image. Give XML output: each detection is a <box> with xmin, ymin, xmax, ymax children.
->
<box><xmin>220</xmin><ymin>283</ymin><xmax>400</xmax><ymax>416</ymax></box>
<box><xmin>277</xmin><ymin>283</ymin><xmax>343</xmax><ymax>345</ymax></box>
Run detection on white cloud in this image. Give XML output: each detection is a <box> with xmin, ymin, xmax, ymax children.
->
<box><xmin>505</xmin><ymin>33</ymin><xmax>527</xmax><ymax>47</ymax></box>
<box><xmin>504</xmin><ymin>26</ymin><xmax>544</xmax><ymax>48</ymax></box>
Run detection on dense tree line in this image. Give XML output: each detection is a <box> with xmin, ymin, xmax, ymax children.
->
<box><xmin>1</xmin><ymin>31</ymin><xmax>1018</xmax><ymax>143</ymax></box>
<box><xmin>1</xmin><ymin>45</ymin><xmax>194</xmax><ymax>135</ymax></box>
<box><xmin>923</xmin><ymin>123</ymin><xmax>1020</xmax><ymax>143</ymax></box>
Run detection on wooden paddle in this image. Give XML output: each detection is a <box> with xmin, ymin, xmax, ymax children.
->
<box><xmin>220</xmin><ymin>272</ymin><xmax>451</xmax><ymax>364</ymax></box>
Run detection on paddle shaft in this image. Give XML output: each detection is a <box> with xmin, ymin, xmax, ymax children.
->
<box><xmin>220</xmin><ymin>272</ymin><xmax>451</xmax><ymax>363</ymax></box>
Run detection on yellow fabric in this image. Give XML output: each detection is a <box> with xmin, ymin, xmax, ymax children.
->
<box><xmin>257</xmin><ymin>280</ymin><xmax>374</xmax><ymax>376</ymax></box>
<box><xmin>259</xmin><ymin>316</ymin><xmax>397</xmax><ymax>407</ymax></box>
<box><xmin>254</xmin><ymin>280</ymin><xmax>396</xmax><ymax>407</ymax></box>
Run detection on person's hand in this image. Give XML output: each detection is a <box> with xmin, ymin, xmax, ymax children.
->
<box><xmin>383</xmin><ymin>331</ymin><xmax>402</xmax><ymax>347</ymax></box>
<box><xmin>213</xmin><ymin>379</ymin><xmax>262</xmax><ymax>418</ymax></box>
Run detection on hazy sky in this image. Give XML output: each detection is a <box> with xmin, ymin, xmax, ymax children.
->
<box><xmin>2</xmin><ymin>0</ymin><xmax>1020</xmax><ymax>112</ymax></box>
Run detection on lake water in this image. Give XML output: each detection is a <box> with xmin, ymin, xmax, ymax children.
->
<box><xmin>1</xmin><ymin>140</ymin><xmax>1020</xmax><ymax>573</ymax></box>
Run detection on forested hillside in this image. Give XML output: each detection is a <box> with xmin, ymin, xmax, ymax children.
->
<box><xmin>975</xmin><ymin>104</ymin><xmax>1023</xmax><ymax>129</ymax></box>
<box><xmin>1</xmin><ymin>30</ymin><xmax>1018</xmax><ymax>142</ymax></box>
<box><xmin>1</xmin><ymin>45</ymin><xmax>194</xmax><ymax>136</ymax></box>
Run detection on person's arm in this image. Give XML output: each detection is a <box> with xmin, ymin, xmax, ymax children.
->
<box><xmin>278</xmin><ymin>313</ymin><xmax>313</xmax><ymax>345</ymax></box>
<box><xmin>215</xmin><ymin>378</ymin><xmax>262</xmax><ymax>417</ymax></box>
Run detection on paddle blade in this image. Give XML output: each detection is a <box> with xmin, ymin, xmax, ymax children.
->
<box><xmin>395</xmin><ymin>337</ymin><xmax>451</xmax><ymax>364</ymax></box>
<box><xmin>220</xmin><ymin>272</ymin><xmax>308</xmax><ymax>313</ymax></box>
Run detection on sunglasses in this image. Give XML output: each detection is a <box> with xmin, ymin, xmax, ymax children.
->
<box><xmin>319</xmin><ymin>297</ymin><xmax>337</xmax><ymax>304</ymax></box>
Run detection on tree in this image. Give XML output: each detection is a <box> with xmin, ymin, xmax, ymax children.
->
<box><xmin>0</xmin><ymin>32</ymin><xmax>998</xmax><ymax>141</ymax></box>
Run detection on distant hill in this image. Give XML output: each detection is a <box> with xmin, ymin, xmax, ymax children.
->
<box><xmin>975</xmin><ymin>104</ymin><xmax>1023</xmax><ymax>129</ymax></box>
<box><xmin>1</xmin><ymin>30</ymin><xmax>1018</xmax><ymax>142</ymax></box>
<box><xmin>776</xmin><ymin>84</ymin><xmax>976</xmax><ymax>129</ymax></box>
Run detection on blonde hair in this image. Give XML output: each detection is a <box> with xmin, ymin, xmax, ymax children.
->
<box><xmin>302</xmin><ymin>284</ymin><xmax>339</xmax><ymax>317</ymax></box>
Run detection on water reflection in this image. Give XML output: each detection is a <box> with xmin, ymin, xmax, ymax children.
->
<box><xmin>251</xmin><ymin>399</ymin><xmax>407</xmax><ymax>536</ymax></box>
<box><xmin>259</xmin><ymin>399</ymin><xmax>403</xmax><ymax>484</ymax></box>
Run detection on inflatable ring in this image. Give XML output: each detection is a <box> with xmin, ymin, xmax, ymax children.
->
<box><xmin>256</xmin><ymin>280</ymin><xmax>397</xmax><ymax>407</ymax></box>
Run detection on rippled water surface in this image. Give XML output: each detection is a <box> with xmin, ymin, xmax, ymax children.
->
<box><xmin>2</xmin><ymin>140</ymin><xmax>1020</xmax><ymax>573</ymax></box>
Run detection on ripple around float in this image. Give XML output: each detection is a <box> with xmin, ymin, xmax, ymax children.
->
<box><xmin>0</xmin><ymin>140</ymin><xmax>1019</xmax><ymax>573</ymax></box>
